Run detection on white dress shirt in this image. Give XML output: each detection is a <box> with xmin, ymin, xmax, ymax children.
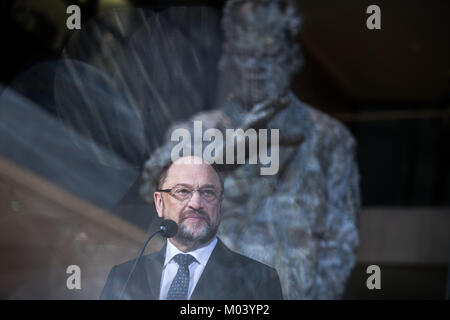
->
<box><xmin>159</xmin><ymin>237</ymin><xmax>217</xmax><ymax>300</ymax></box>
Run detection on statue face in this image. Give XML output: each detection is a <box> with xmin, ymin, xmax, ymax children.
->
<box><xmin>221</xmin><ymin>0</ymin><xmax>300</xmax><ymax>108</ymax></box>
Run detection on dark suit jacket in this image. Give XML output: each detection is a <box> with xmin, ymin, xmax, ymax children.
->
<box><xmin>100</xmin><ymin>238</ymin><xmax>283</xmax><ymax>300</ymax></box>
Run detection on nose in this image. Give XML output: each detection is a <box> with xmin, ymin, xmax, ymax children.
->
<box><xmin>187</xmin><ymin>190</ymin><xmax>203</xmax><ymax>210</ymax></box>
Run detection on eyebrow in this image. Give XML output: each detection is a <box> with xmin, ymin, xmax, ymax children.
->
<box><xmin>173</xmin><ymin>183</ymin><xmax>220</xmax><ymax>189</ymax></box>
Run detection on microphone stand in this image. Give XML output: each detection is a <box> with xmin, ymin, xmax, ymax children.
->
<box><xmin>118</xmin><ymin>228</ymin><xmax>162</xmax><ymax>300</ymax></box>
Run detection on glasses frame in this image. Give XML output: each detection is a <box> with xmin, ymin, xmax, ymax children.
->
<box><xmin>157</xmin><ymin>185</ymin><xmax>223</xmax><ymax>203</ymax></box>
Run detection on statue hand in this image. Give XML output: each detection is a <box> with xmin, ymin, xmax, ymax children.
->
<box><xmin>241</xmin><ymin>96</ymin><xmax>290</xmax><ymax>130</ymax></box>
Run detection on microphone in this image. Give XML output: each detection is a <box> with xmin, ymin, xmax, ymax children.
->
<box><xmin>160</xmin><ymin>219</ymin><xmax>178</xmax><ymax>238</ymax></box>
<box><xmin>118</xmin><ymin>219</ymin><xmax>178</xmax><ymax>299</ymax></box>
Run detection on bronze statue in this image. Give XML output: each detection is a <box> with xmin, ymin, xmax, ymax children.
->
<box><xmin>141</xmin><ymin>0</ymin><xmax>361</xmax><ymax>299</ymax></box>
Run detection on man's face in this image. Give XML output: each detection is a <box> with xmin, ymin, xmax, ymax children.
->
<box><xmin>153</xmin><ymin>158</ymin><xmax>223</xmax><ymax>249</ymax></box>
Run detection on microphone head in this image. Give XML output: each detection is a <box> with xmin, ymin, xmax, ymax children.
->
<box><xmin>159</xmin><ymin>219</ymin><xmax>178</xmax><ymax>238</ymax></box>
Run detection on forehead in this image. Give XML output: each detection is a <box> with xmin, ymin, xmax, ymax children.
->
<box><xmin>226</xmin><ymin>6</ymin><xmax>287</xmax><ymax>55</ymax></box>
<box><xmin>164</xmin><ymin>161</ymin><xmax>221</xmax><ymax>188</ymax></box>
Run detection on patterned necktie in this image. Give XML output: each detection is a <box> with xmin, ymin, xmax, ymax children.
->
<box><xmin>166</xmin><ymin>253</ymin><xmax>196</xmax><ymax>300</ymax></box>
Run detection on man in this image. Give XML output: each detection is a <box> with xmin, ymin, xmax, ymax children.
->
<box><xmin>140</xmin><ymin>0</ymin><xmax>360</xmax><ymax>299</ymax></box>
<box><xmin>100</xmin><ymin>156</ymin><xmax>283</xmax><ymax>300</ymax></box>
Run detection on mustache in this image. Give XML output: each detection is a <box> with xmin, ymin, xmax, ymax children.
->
<box><xmin>179</xmin><ymin>209</ymin><xmax>211</xmax><ymax>224</ymax></box>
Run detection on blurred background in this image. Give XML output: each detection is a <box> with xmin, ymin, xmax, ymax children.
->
<box><xmin>0</xmin><ymin>0</ymin><xmax>449</xmax><ymax>299</ymax></box>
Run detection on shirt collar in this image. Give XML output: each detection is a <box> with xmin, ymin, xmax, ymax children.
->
<box><xmin>164</xmin><ymin>237</ymin><xmax>218</xmax><ymax>268</ymax></box>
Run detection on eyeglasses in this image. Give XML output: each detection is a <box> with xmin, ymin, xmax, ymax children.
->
<box><xmin>158</xmin><ymin>185</ymin><xmax>223</xmax><ymax>203</ymax></box>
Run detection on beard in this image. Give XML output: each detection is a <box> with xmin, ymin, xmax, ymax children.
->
<box><xmin>166</xmin><ymin>207</ymin><xmax>221</xmax><ymax>248</ymax></box>
<box><xmin>176</xmin><ymin>219</ymin><xmax>219</xmax><ymax>248</ymax></box>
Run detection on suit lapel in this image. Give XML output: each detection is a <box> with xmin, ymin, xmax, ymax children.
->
<box><xmin>137</xmin><ymin>239</ymin><xmax>236</xmax><ymax>299</ymax></box>
<box><xmin>190</xmin><ymin>239</ymin><xmax>234</xmax><ymax>300</ymax></box>
<box><xmin>143</xmin><ymin>243</ymin><xmax>166</xmax><ymax>300</ymax></box>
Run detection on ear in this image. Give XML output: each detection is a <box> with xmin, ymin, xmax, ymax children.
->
<box><xmin>154</xmin><ymin>192</ymin><xmax>164</xmax><ymax>218</ymax></box>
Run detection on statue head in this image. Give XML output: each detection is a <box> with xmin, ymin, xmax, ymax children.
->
<box><xmin>220</xmin><ymin>0</ymin><xmax>302</xmax><ymax>108</ymax></box>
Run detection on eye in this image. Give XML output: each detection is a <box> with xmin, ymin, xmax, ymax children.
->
<box><xmin>174</xmin><ymin>188</ymin><xmax>191</xmax><ymax>197</ymax></box>
<box><xmin>201</xmin><ymin>189</ymin><xmax>216</xmax><ymax>198</ymax></box>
